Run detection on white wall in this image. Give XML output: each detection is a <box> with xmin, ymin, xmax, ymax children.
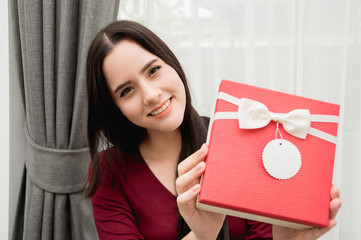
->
<box><xmin>7</xmin><ymin>1</ymin><xmax>27</xmax><ymax>239</ymax></box>
<box><xmin>1</xmin><ymin>0</ymin><xmax>9</xmax><ymax>239</ymax></box>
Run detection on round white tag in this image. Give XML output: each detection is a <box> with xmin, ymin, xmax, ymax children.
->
<box><xmin>262</xmin><ymin>139</ymin><xmax>302</xmax><ymax>180</ymax></box>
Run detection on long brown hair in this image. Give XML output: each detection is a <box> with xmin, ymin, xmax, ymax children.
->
<box><xmin>84</xmin><ymin>20</ymin><xmax>228</xmax><ymax>240</ymax></box>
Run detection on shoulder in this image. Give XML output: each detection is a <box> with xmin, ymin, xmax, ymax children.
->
<box><xmin>98</xmin><ymin>147</ymin><xmax>143</xmax><ymax>185</ymax></box>
<box><xmin>99</xmin><ymin>147</ymin><xmax>141</xmax><ymax>164</ymax></box>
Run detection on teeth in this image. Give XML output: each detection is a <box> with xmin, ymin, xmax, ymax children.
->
<box><xmin>150</xmin><ymin>99</ymin><xmax>171</xmax><ymax>116</ymax></box>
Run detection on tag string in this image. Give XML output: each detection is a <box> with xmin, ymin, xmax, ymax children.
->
<box><xmin>275</xmin><ymin>123</ymin><xmax>284</xmax><ymax>144</ymax></box>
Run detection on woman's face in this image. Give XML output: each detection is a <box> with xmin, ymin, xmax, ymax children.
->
<box><xmin>103</xmin><ymin>39</ymin><xmax>186</xmax><ymax>135</ymax></box>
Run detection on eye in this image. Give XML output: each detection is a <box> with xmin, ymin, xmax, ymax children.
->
<box><xmin>149</xmin><ymin>66</ymin><xmax>161</xmax><ymax>77</ymax></box>
<box><xmin>120</xmin><ymin>87</ymin><xmax>134</xmax><ymax>97</ymax></box>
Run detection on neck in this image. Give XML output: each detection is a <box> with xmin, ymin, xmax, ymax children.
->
<box><xmin>140</xmin><ymin>129</ymin><xmax>182</xmax><ymax>162</ymax></box>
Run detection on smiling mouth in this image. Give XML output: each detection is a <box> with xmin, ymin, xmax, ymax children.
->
<box><xmin>149</xmin><ymin>98</ymin><xmax>172</xmax><ymax>116</ymax></box>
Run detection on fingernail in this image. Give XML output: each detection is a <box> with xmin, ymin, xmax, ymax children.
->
<box><xmin>192</xmin><ymin>184</ymin><xmax>200</xmax><ymax>192</ymax></box>
<box><xmin>198</xmin><ymin>144</ymin><xmax>207</xmax><ymax>156</ymax></box>
<box><xmin>195</xmin><ymin>162</ymin><xmax>204</xmax><ymax>172</ymax></box>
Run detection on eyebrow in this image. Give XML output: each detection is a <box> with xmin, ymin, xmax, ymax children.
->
<box><xmin>114</xmin><ymin>59</ymin><xmax>158</xmax><ymax>94</ymax></box>
<box><xmin>141</xmin><ymin>59</ymin><xmax>158</xmax><ymax>74</ymax></box>
<box><xmin>114</xmin><ymin>81</ymin><xmax>131</xmax><ymax>94</ymax></box>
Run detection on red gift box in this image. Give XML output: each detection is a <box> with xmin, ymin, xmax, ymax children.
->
<box><xmin>197</xmin><ymin>79</ymin><xmax>340</xmax><ymax>229</ymax></box>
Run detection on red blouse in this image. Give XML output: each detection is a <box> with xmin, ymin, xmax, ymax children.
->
<box><xmin>91</xmin><ymin>148</ymin><xmax>273</xmax><ymax>240</ymax></box>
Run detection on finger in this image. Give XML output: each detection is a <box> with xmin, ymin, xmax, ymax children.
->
<box><xmin>176</xmin><ymin>161</ymin><xmax>206</xmax><ymax>195</ymax></box>
<box><xmin>178</xmin><ymin>144</ymin><xmax>208</xmax><ymax>176</ymax></box>
<box><xmin>329</xmin><ymin>184</ymin><xmax>342</xmax><ymax>219</ymax></box>
<box><xmin>328</xmin><ymin>218</ymin><xmax>338</xmax><ymax>229</ymax></box>
<box><xmin>330</xmin><ymin>184</ymin><xmax>340</xmax><ymax>200</ymax></box>
<box><xmin>329</xmin><ymin>197</ymin><xmax>342</xmax><ymax>219</ymax></box>
<box><xmin>307</xmin><ymin>226</ymin><xmax>331</xmax><ymax>239</ymax></box>
<box><xmin>304</xmin><ymin>194</ymin><xmax>341</xmax><ymax>239</ymax></box>
<box><xmin>307</xmin><ymin>218</ymin><xmax>338</xmax><ymax>239</ymax></box>
<box><xmin>177</xmin><ymin>184</ymin><xmax>201</xmax><ymax>216</ymax></box>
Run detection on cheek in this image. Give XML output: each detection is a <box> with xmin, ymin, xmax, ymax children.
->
<box><xmin>180</xmin><ymin>86</ymin><xmax>186</xmax><ymax>107</ymax></box>
<box><xmin>170</xmin><ymin>72</ymin><xmax>186</xmax><ymax>98</ymax></box>
<box><xmin>119</xmin><ymin>104</ymin><xmax>137</xmax><ymax>121</ymax></box>
<box><xmin>177</xmin><ymin>81</ymin><xmax>186</xmax><ymax>105</ymax></box>
<box><xmin>114</xmin><ymin>99</ymin><xmax>139</xmax><ymax>122</ymax></box>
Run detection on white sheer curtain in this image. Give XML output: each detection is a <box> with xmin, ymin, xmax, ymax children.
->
<box><xmin>118</xmin><ymin>0</ymin><xmax>361</xmax><ymax>239</ymax></box>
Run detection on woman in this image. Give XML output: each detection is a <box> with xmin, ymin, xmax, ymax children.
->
<box><xmin>85</xmin><ymin>20</ymin><xmax>341</xmax><ymax>240</ymax></box>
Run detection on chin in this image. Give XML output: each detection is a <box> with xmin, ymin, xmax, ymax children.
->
<box><xmin>156</xmin><ymin>115</ymin><xmax>184</xmax><ymax>133</ymax></box>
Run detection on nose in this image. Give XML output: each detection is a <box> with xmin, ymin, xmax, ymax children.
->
<box><xmin>140</xmin><ymin>80</ymin><xmax>161</xmax><ymax>105</ymax></box>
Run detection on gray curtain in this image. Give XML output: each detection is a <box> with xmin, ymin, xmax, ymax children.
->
<box><xmin>10</xmin><ymin>0</ymin><xmax>120</xmax><ymax>239</ymax></box>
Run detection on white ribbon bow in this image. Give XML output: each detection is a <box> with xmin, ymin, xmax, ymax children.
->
<box><xmin>238</xmin><ymin>98</ymin><xmax>311</xmax><ymax>139</ymax></box>
<box><xmin>213</xmin><ymin>92</ymin><xmax>338</xmax><ymax>144</ymax></box>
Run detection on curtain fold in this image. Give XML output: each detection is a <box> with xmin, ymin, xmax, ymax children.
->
<box><xmin>10</xmin><ymin>0</ymin><xmax>120</xmax><ymax>239</ymax></box>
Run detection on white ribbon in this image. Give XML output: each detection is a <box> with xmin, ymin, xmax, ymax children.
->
<box><xmin>238</xmin><ymin>98</ymin><xmax>310</xmax><ymax>139</ymax></box>
<box><xmin>213</xmin><ymin>92</ymin><xmax>339</xmax><ymax>144</ymax></box>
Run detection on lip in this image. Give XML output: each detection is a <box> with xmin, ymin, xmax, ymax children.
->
<box><xmin>148</xmin><ymin>97</ymin><xmax>173</xmax><ymax>118</ymax></box>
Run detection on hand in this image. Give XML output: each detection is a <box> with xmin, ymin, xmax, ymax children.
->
<box><xmin>176</xmin><ymin>144</ymin><xmax>226</xmax><ymax>240</ymax></box>
<box><xmin>273</xmin><ymin>185</ymin><xmax>342</xmax><ymax>240</ymax></box>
